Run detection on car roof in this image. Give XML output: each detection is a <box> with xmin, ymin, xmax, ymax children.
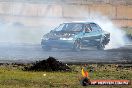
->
<box><xmin>63</xmin><ymin>22</ymin><xmax>96</xmax><ymax>24</ymax></box>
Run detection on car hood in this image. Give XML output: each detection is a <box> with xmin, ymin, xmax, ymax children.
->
<box><xmin>43</xmin><ymin>32</ymin><xmax>77</xmax><ymax>39</ymax></box>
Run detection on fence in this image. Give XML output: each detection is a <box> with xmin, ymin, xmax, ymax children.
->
<box><xmin>0</xmin><ymin>1</ymin><xmax>132</xmax><ymax>27</ymax></box>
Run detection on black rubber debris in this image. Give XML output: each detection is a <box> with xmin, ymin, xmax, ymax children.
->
<box><xmin>24</xmin><ymin>57</ymin><xmax>71</xmax><ymax>71</ymax></box>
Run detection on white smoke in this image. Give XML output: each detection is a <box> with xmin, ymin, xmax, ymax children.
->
<box><xmin>0</xmin><ymin>2</ymin><xmax>129</xmax><ymax>48</ymax></box>
<box><xmin>84</xmin><ymin>13</ymin><xmax>129</xmax><ymax>49</ymax></box>
<box><xmin>0</xmin><ymin>18</ymin><xmax>65</xmax><ymax>44</ymax></box>
<box><xmin>0</xmin><ymin>21</ymin><xmax>50</xmax><ymax>43</ymax></box>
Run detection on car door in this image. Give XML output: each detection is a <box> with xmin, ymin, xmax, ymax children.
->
<box><xmin>82</xmin><ymin>23</ymin><xmax>102</xmax><ymax>46</ymax></box>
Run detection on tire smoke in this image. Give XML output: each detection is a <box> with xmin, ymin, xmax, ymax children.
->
<box><xmin>85</xmin><ymin>13</ymin><xmax>129</xmax><ymax>49</ymax></box>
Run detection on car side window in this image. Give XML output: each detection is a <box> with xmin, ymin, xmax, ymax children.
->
<box><xmin>55</xmin><ymin>24</ymin><xmax>65</xmax><ymax>31</ymax></box>
<box><xmin>85</xmin><ymin>24</ymin><xmax>91</xmax><ymax>32</ymax></box>
<box><xmin>90</xmin><ymin>23</ymin><xmax>102</xmax><ymax>31</ymax></box>
<box><xmin>64</xmin><ymin>23</ymin><xmax>83</xmax><ymax>31</ymax></box>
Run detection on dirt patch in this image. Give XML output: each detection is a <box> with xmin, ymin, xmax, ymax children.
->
<box><xmin>24</xmin><ymin>57</ymin><xmax>71</xmax><ymax>71</ymax></box>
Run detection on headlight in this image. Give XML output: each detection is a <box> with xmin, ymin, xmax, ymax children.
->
<box><xmin>60</xmin><ymin>38</ymin><xmax>73</xmax><ymax>40</ymax></box>
<box><xmin>67</xmin><ymin>38</ymin><xmax>74</xmax><ymax>40</ymax></box>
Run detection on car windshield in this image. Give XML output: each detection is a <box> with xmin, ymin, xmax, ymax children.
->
<box><xmin>55</xmin><ymin>23</ymin><xmax>83</xmax><ymax>32</ymax></box>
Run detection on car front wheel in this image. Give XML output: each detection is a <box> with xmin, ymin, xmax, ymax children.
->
<box><xmin>42</xmin><ymin>45</ymin><xmax>52</xmax><ymax>51</ymax></box>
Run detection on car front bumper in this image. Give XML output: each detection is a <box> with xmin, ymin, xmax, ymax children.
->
<box><xmin>41</xmin><ymin>39</ymin><xmax>75</xmax><ymax>49</ymax></box>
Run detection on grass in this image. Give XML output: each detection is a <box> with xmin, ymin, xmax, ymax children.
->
<box><xmin>0</xmin><ymin>64</ymin><xmax>132</xmax><ymax>88</ymax></box>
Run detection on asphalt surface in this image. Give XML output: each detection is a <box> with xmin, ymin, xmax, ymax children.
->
<box><xmin>0</xmin><ymin>43</ymin><xmax>132</xmax><ymax>63</ymax></box>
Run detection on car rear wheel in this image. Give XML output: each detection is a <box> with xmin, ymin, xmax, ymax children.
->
<box><xmin>72</xmin><ymin>39</ymin><xmax>81</xmax><ymax>51</ymax></box>
<box><xmin>97</xmin><ymin>38</ymin><xmax>105</xmax><ymax>50</ymax></box>
<box><xmin>97</xmin><ymin>37</ymin><xmax>106</xmax><ymax>50</ymax></box>
<box><xmin>97</xmin><ymin>43</ymin><xmax>105</xmax><ymax>50</ymax></box>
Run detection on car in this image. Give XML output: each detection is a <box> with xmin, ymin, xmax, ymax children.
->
<box><xmin>41</xmin><ymin>22</ymin><xmax>110</xmax><ymax>51</ymax></box>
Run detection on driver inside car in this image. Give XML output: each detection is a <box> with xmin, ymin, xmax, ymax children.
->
<box><xmin>85</xmin><ymin>27</ymin><xmax>91</xmax><ymax>32</ymax></box>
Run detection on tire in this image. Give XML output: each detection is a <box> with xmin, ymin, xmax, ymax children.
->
<box><xmin>103</xmin><ymin>37</ymin><xmax>110</xmax><ymax>45</ymax></box>
<box><xmin>97</xmin><ymin>37</ymin><xmax>105</xmax><ymax>50</ymax></box>
<box><xmin>72</xmin><ymin>39</ymin><xmax>81</xmax><ymax>51</ymax></box>
<box><xmin>97</xmin><ymin>43</ymin><xmax>105</xmax><ymax>50</ymax></box>
<box><xmin>97</xmin><ymin>36</ymin><xmax>106</xmax><ymax>50</ymax></box>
